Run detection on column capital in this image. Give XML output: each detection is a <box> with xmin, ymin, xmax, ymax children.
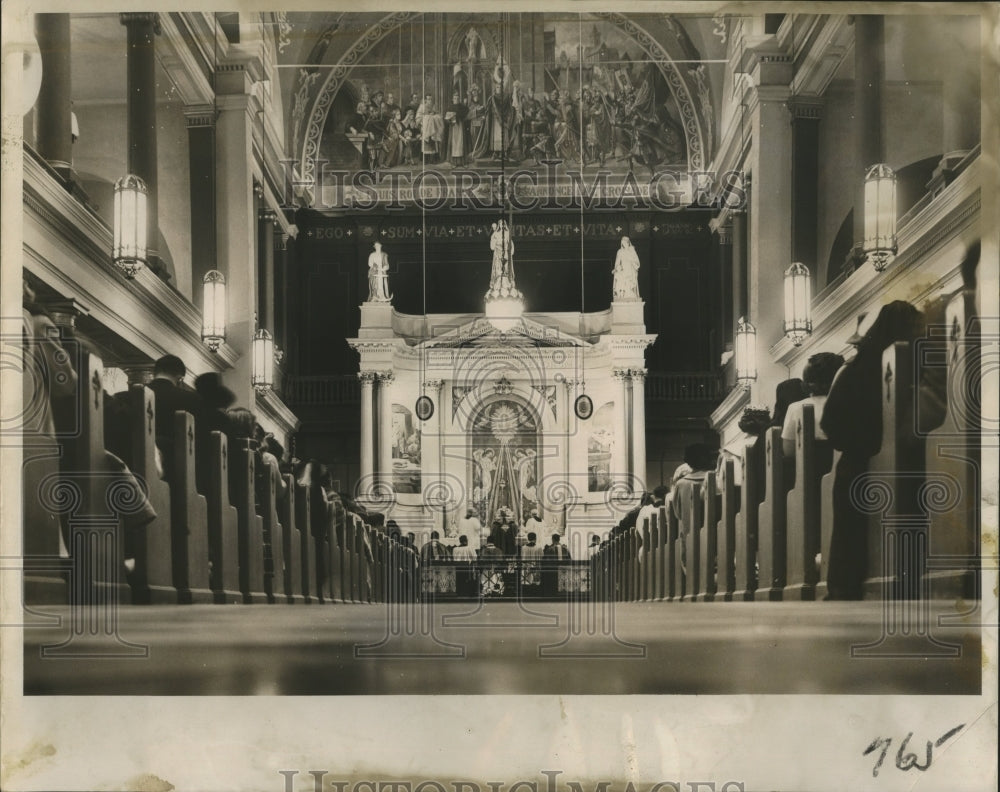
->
<box><xmin>358</xmin><ymin>371</ymin><xmax>377</xmax><ymax>385</ymax></box>
<box><xmin>119</xmin><ymin>12</ymin><xmax>161</xmax><ymax>34</ymax></box>
<box><xmin>787</xmin><ymin>98</ymin><xmax>824</xmax><ymax>120</ymax></box>
<box><xmin>612</xmin><ymin>368</ymin><xmax>631</xmax><ymax>381</ymax></box>
<box><xmin>184</xmin><ymin>105</ymin><xmax>217</xmax><ymax>127</ymax></box>
<box><xmin>628</xmin><ymin>368</ymin><xmax>647</xmax><ymax>381</ymax></box>
<box><xmin>423</xmin><ymin>379</ymin><xmax>445</xmax><ymax>392</ymax></box>
<box><xmin>376</xmin><ymin>371</ymin><xmax>395</xmax><ymax>384</ymax></box>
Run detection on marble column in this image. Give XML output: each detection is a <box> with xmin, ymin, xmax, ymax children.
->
<box><xmin>612</xmin><ymin>369</ymin><xmax>629</xmax><ymax>489</ymax></box>
<box><xmin>358</xmin><ymin>371</ymin><xmax>376</xmax><ymax>492</ymax></box>
<box><xmin>185</xmin><ymin>107</ymin><xmax>216</xmax><ymax>289</ymax></box>
<box><xmin>120</xmin><ymin>13</ymin><xmax>161</xmax><ymax>265</ymax></box>
<box><xmin>630</xmin><ymin>368</ymin><xmax>647</xmax><ymax>493</ymax></box>
<box><xmin>259</xmin><ymin>209</ymin><xmax>276</xmax><ymax>331</ymax></box>
<box><xmin>423</xmin><ymin>379</ymin><xmax>445</xmax><ymax>532</ymax></box>
<box><xmin>747</xmin><ymin>49</ymin><xmax>793</xmax><ymax>400</ymax></box>
<box><xmin>790</xmin><ymin>101</ymin><xmax>822</xmax><ymax>277</ymax></box>
<box><xmin>851</xmin><ymin>15</ymin><xmax>884</xmax><ymax>266</ymax></box>
<box><xmin>33</xmin><ymin>14</ymin><xmax>72</xmax><ymax>181</ymax></box>
<box><xmin>716</xmin><ymin>220</ymin><xmax>734</xmax><ymax>360</ymax></box>
<box><xmin>215</xmin><ymin>61</ymin><xmax>259</xmax><ymax>408</ymax></box>
<box><xmin>377</xmin><ymin>371</ymin><xmax>395</xmax><ymax>488</ymax></box>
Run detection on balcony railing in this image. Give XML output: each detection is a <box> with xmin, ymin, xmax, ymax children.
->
<box><xmin>645</xmin><ymin>372</ymin><xmax>724</xmax><ymax>402</ymax></box>
<box><xmin>284</xmin><ymin>375</ymin><xmax>361</xmax><ymax>405</ymax></box>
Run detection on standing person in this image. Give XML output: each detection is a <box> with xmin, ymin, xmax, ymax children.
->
<box><xmin>420</xmin><ymin>530</ymin><xmax>447</xmax><ymax>563</ymax></box>
<box><xmin>520</xmin><ymin>531</ymin><xmax>544</xmax><ymax>588</ymax></box>
<box><xmin>821</xmin><ymin>301</ymin><xmax>926</xmax><ymax>601</ymax></box>
<box><xmin>452</xmin><ymin>534</ymin><xmax>477</xmax><ymax>597</ymax></box>
<box><xmin>443</xmin><ymin>91</ymin><xmax>469</xmax><ymax>166</ymax></box>
<box><xmin>416</xmin><ymin>94</ymin><xmax>445</xmax><ymax>163</ymax></box>
<box><xmin>458</xmin><ymin>508</ymin><xmax>484</xmax><ymax>550</ymax></box>
<box><xmin>523</xmin><ymin>508</ymin><xmax>544</xmax><ymax>548</ymax></box>
<box><xmin>542</xmin><ymin>532</ymin><xmax>570</xmax><ymax>596</ymax></box>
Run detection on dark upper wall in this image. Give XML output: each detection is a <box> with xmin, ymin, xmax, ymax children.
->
<box><xmin>291</xmin><ymin>207</ymin><xmax>717</xmax><ymax>376</ymax></box>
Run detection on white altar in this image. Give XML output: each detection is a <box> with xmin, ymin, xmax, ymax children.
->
<box><xmin>348</xmin><ymin>300</ymin><xmax>655</xmax><ymax>544</ymax></box>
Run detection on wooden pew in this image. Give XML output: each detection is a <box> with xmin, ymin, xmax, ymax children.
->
<box><xmin>231</xmin><ymin>439</ymin><xmax>266</xmax><ymax>604</ymax></box>
<box><xmin>816</xmin><ymin>449</ymin><xmax>841</xmax><ymax>601</ymax></box>
<box><xmin>258</xmin><ymin>465</ymin><xmax>285</xmax><ymax>604</ymax></box>
<box><xmin>22</xmin><ymin>435</ymin><xmax>68</xmax><ymax>603</ymax></box>
<box><xmin>293</xmin><ymin>480</ymin><xmax>313</xmax><ymax>604</ymax></box>
<box><xmin>330</xmin><ymin>503</ymin><xmax>348</xmax><ymax>603</ymax></box>
<box><xmin>126</xmin><ymin>385</ymin><xmax>176</xmax><ymax>604</ymax></box>
<box><xmin>206</xmin><ymin>431</ymin><xmax>241</xmax><ymax>603</ymax></box>
<box><xmin>654</xmin><ymin>507</ymin><xmax>669</xmax><ymax>601</ymax></box>
<box><xmin>628</xmin><ymin>527</ymin><xmax>640</xmax><ymax>601</ymax></box>
<box><xmin>665</xmin><ymin>503</ymin><xmax>680</xmax><ymax>601</ymax></box>
<box><xmin>641</xmin><ymin>515</ymin><xmax>653</xmax><ymax>601</ymax></box>
<box><xmin>67</xmin><ymin>355</ymin><xmax>130</xmax><ymax>604</ymax></box>
<box><xmin>865</xmin><ymin>342</ymin><xmax>925</xmax><ymax>598</ymax></box>
<box><xmin>170</xmin><ymin>411</ymin><xmax>212</xmax><ymax>603</ymax></box>
<box><xmin>755</xmin><ymin>427</ymin><xmax>787</xmax><ymax>601</ymax></box>
<box><xmin>716</xmin><ymin>458</ymin><xmax>739</xmax><ymax>601</ymax></box>
<box><xmin>733</xmin><ymin>441</ymin><xmax>761</xmax><ymax>601</ymax></box>
<box><xmin>279</xmin><ymin>474</ymin><xmax>302</xmax><ymax>604</ymax></box>
<box><xmin>784</xmin><ymin>404</ymin><xmax>831</xmax><ymax>600</ymax></box>
<box><xmin>680</xmin><ymin>478</ymin><xmax>704</xmax><ymax>602</ymax></box>
<box><xmin>648</xmin><ymin>512</ymin><xmax>662</xmax><ymax>601</ymax></box>
<box><xmin>697</xmin><ymin>471</ymin><xmax>719</xmax><ymax>602</ymax></box>
<box><xmin>922</xmin><ymin>291</ymin><xmax>979</xmax><ymax>599</ymax></box>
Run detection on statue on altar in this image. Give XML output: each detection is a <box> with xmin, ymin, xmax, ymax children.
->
<box><xmin>367</xmin><ymin>241</ymin><xmax>392</xmax><ymax>302</ymax></box>
<box><xmin>488</xmin><ymin>220</ymin><xmax>519</xmax><ymax>295</ymax></box>
<box><xmin>612</xmin><ymin>235</ymin><xmax>641</xmax><ymax>302</ymax></box>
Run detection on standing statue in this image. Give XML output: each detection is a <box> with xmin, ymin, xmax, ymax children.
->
<box><xmin>367</xmin><ymin>241</ymin><xmax>392</xmax><ymax>302</ymax></box>
<box><xmin>489</xmin><ymin>220</ymin><xmax>515</xmax><ymax>288</ymax></box>
<box><xmin>612</xmin><ymin>236</ymin><xmax>641</xmax><ymax>302</ymax></box>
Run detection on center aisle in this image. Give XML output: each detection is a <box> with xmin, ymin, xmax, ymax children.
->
<box><xmin>23</xmin><ymin>602</ymin><xmax>981</xmax><ymax>695</ymax></box>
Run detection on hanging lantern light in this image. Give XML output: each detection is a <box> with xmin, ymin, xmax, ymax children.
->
<box><xmin>201</xmin><ymin>270</ymin><xmax>226</xmax><ymax>351</ymax></box>
<box><xmin>112</xmin><ymin>173</ymin><xmax>148</xmax><ymax>278</ymax></box>
<box><xmin>783</xmin><ymin>262</ymin><xmax>812</xmax><ymax>346</ymax></box>
<box><xmin>251</xmin><ymin>327</ymin><xmax>274</xmax><ymax>393</ymax></box>
<box><xmin>862</xmin><ymin>163</ymin><xmax>897</xmax><ymax>272</ymax></box>
<box><xmin>735</xmin><ymin>316</ymin><xmax>757</xmax><ymax>389</ymax></box>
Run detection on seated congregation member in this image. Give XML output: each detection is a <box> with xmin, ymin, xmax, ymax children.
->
<box><xmin>781</xmin><ymin>352</ymin><xmax>844</xmax><ymax>460</ymax></box>
<box><xmin>146</xmin><ymin>355</ymin><xmax>203</xmax><ymax>481</ymax></box>
<box><xmin>254</xmin><ymin>426</ymin><xmax>287</xmax><ymax>502</ymax></box>
<box><xmin>670</xmin><ymin>443</ymin><xmax>718</xmax><ymax>575</ymax></box>
<box><xmin>821</xmin><ymin>300</ymin><xmax>926</xmax><ymax>600</ymax></box>
<box><xmin>193</xmin><ymin>372</ymin><xmax>235</xmax><ymax>494</ymax></box>
<box><xmin>717</xmin><ymin>405</ymin><xmax>771</xmax><ymax>487</ymax></box>
<box><xmin>420</xmin><ymin>530</ymin><xmax>447</xmax><ymax>563</ymax></box>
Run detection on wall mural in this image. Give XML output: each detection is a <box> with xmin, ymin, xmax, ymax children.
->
<box><xmin>321</xmin><ymin>17</ymin><xmax>689</xmax><ymax>176</ymax></box>
<box><xmin>470</xmin><ymin>400</ymin><xmax>538</xmax><ymax>526</ymax></box>
<box><xmin>588</xmin><ymin>401</ymin><xmax>615</xmax><ymax>492</ymax></box>
<box><xmin>391</xmin><ymin>403</ymin><xmax>422</xmax><ymax>493</ymax></box>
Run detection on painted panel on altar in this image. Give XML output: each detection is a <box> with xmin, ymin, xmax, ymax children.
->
<box><xmin>470</xmin><ymin>400</ymin><xmax>539</xmax><ymax>526</ymax></box>
<box><xmin>391</xmin><ymin>403</ymin><xmax>422</xmax><ymax>493</ymax></box>
<box><xmin>588</xmin><ymin>400</ymin><xmax>614</xmax><ymax>492</ymax></box>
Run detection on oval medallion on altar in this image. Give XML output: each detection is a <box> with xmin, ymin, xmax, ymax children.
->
<box><xmin>574</xmin><ymin>394</ymin><xmax>594</xmax><ymax>420</ymax></box>
<box><xmin>415</xmin><ymin>395</ymin><xmax>434</xmax><ymax>421</ymax></box>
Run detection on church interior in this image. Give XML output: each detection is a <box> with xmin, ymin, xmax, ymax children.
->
<box><xmin>4</xmin><ymin>9</ymin><xmax>996</xmax><ymax>697</ymax></box>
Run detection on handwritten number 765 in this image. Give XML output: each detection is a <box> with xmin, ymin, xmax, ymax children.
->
<box><xmin>864</xmin><ymin>724</ymin><xmax>965</xmax><ymax>777</ymax></box>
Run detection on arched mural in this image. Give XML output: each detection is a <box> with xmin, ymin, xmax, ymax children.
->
<box><xmin>295</xmin><ymin>12</ymin><xmax>714</xmax><ymax>186</ymax></box>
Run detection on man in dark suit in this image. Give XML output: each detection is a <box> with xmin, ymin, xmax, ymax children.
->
<box><xmin>145</xmin><ymin>355</ymin><xmax>203</xmax><ymax>482</ymax></box>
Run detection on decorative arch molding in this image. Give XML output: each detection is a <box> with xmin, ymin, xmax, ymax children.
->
<box><xmin>298</xmin><ymin>11</ymin><xmax>419</xmax><ymax>186</ymax></box>
<box><xmin>456</xmin><ymin>382</ymin><xmax>554</xmax><ymax>437</ymax></box>
<box><xmin>295</xmin><ymin>11</ymin><xmax>713</xmax><ymax>185</ymax></box>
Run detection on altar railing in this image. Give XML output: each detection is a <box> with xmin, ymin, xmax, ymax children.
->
<box><xmin>419</xmin><ymin>559</ymin><xmax>591</xmax><ymax>599</ymax></box>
